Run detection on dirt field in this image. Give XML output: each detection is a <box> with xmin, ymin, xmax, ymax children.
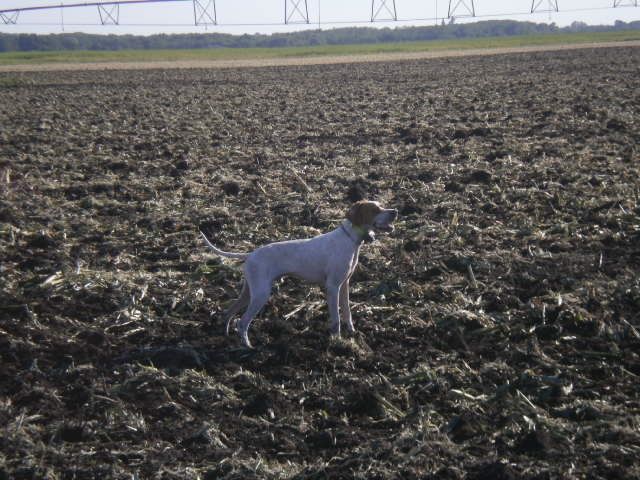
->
<box><xmin>1</xmin><ymin>45</ymin><xmax>639</xmax><ymax>479</ymax></box>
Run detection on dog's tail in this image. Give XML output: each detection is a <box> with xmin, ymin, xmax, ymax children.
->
<box><xmin>200</xmin><ymin>231</ymin><xmax>249</xmax><ymax>261</ymax></box>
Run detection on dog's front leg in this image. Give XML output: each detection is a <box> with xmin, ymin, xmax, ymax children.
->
<box><xmin>339</xmin><ymin>280</ymin><xmax>355</xmax><ymax>333</ymax></box>
<box><xmin>326</xmin><ymin>283</ymin><xmax>342</xmax><ymax>337</ymax></box>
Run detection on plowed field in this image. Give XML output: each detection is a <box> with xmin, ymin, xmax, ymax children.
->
<box><xmin>1</xmin><ymin>45</ymin><xmax>639</xmax><ymax>479</ymax></box>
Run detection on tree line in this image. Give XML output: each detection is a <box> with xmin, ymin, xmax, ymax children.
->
<box><xmin>1</xmin><ymin>19</ymin><xmax>639</xmax><ymax>52</ymax></box>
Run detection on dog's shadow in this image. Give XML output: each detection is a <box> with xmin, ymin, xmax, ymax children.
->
<box><xmin>111</xmin><ymin>312</ymin><xmax>369</xmax><ymax>374</ymax></box>
<box><xmin>112</xmin><ymin>343</ymin><xmax>260</xmax><ymax>374</ymax></box>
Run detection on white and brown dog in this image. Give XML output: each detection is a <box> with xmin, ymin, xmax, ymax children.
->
<box><xmin>200</xmin><ymin>200</ymin><xmax>398</xmax><ymax>348</ymax></box>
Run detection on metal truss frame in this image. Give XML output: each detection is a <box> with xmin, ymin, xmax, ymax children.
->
<box><xmin>193</xmin><ymin>0</ymin><xmax>216</xmax><ymax>25</ymax></box>
<box><xmin>448</xmin><ymin>0</ymin><xmax>475</xmax><ymax>18</ymax></box>
<box><xmin>371</xmin><ymin>0</ymin><xmax>397</xmax><ymax>21</ymax></box>
<box><xmin>0</xmin><ymin>11</ymin><xmax>19</xmax><ymax>24</ymax></box>
<box><xmin>285</xmin><ymin>0</ymin><xmax>309</xmax><ymax>24</ymax></box>
<box><xmin>98</xmin><ymin>3</ymin><xmax>120</xmax><ymax>24</ymax></box>
<box><xmin>4</xmin><ymin>0</ymin><xmax>639</xmax><ymax>28</ymax></box>
<box><xmin>531</xmin><ymin>0</ymin><xmax>559</xmax><ymax>13</ymax></box>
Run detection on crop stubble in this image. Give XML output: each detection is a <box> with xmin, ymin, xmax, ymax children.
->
<box><xmin>0</xmin><ymin>46</ymin><xmax>639</xmax><ymax>479</ymax></box>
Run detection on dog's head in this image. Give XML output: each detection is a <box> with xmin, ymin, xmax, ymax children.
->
<box><xmin>347</xmin><ymin>200</ymin><xmax>398</xmax><ymax>236</ymax></box>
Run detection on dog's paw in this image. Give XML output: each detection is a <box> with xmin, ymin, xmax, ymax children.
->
<box><xmin>240</xmin><ymin>331</ymin><xmax>254</xmax><ymax>349</ymax></box>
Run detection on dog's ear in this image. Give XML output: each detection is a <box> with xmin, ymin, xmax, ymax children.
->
<box><xmin>347</xmin><ymin>201</ymin><xmax>366</xmax><ymax>226</ymax></box>
<box><xmin>347</xmin><ymin>201</ymin><xmax>382</xmax><ymax>227</ymax></box>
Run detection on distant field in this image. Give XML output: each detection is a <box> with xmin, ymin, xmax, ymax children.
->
<box><xmin>1</xmin><ymin>29</ymin><xmax>640</xmax><ymax>65</ymax></box>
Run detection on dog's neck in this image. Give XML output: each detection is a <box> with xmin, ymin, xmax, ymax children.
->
<box><xmin>341</xmin><ymin>220</ymin><xmax>375</xmax><ymax>245</ymax></box>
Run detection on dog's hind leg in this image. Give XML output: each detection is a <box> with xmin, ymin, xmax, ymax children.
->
<box><xmin>223</xmin><ymin>281</ymin><xmax>250</xmax><ymax>336</ymax></box>
<box><xmin>237</xmin><ymin>285</ymin><xmax>271</xmax><ymax>348</ymax></box>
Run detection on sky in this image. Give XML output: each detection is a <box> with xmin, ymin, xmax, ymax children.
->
<box><xmin>0</xmin><ymin>0</ymin><xmax>639</xmax><ymax>35</ymax></box>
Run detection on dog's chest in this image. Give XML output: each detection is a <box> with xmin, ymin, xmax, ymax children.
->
<box><xmin>347</xmin><ymin>247</ymin><xmax>361</xmax><ymax>277</ymax></box>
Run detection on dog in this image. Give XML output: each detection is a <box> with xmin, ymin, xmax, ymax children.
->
<box><xmin>200</xmin><ymin>200</ymin><xmax>398</xmax><ymax>348</ymax></box>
